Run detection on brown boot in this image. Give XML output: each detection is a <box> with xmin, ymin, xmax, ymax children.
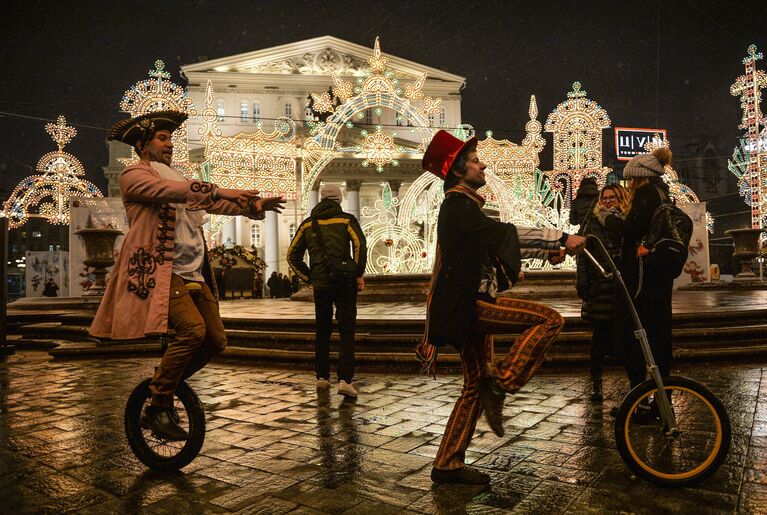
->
<box><xmin>479</xmin><ymin>378</ymin><xmax>505</xmax><ymax>437</ymax></box>
<box><xmin>431</xmin><ymin>466</ymin><xmax>490</xmax><ymax>484</ymax></box>
<box><xmin>590</xmin><ymin>372</ymin><xmax>603</xmax><ymax>402</ymax></box>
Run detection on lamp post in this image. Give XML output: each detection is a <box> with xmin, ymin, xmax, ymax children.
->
<box><xmin>0</xmin><ymin>216</ymin><xmax>14</xmax><ymax>356</ymax></box>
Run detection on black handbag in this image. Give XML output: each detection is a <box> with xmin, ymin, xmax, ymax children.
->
<box><xmin>640</xmin><ymin>188</ymin><xmax>693</xmax><ymax>278</ymax></box>
<box><xmin>311</xmin><ymin>218</ymin><xmax>358</xmax><ymax>283</ymax></box>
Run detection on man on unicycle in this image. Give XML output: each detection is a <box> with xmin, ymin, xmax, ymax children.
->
<box><xmin>90</xmin><ymin>110</ymin><xmax>285</xmax><ymax>441</ymax></box>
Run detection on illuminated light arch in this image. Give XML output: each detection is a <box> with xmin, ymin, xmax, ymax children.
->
<box><xmin>198</xmin><ymin>80</ymin><xmax>298</xmax><ymax>236</ymax></box>
<box><xmin>544</xmin><ymin>81</ymin><xmax>611</xmax><ymax>201</ymax></box>
<box><xmin>2</xmin><ymin>116</ymin><xmax>102</xmax><ymax>228</ymax></box>
<box><xmin>302</xmin><ymin>37</ymin><xmax>442</xmax><ymax>211</ymax></box>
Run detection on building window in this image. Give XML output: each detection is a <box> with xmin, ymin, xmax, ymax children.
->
<box><xmin>240</xmin><ymin>100</ymin><xmax>248</xmax><ymax>122</ymax></box>
<box><xmin>216</xmin><ymin>99</ymin><xmax>225</xmax><ymax>121</ymax></box>
<box><xmin>439</xmin><ymin>109</ymin><xmax>446</xmax><ymax>127</ymax></box>
<box><xmin>251</xmin><ymin>223</ymin><xmax>262</xmax><ymax>247</ymax></box>
<box><xmin>252</xmin><ymin>102</ymin><xmax>261</xmax><ymax>123</ymax></box>
<box><xmin>396</xmin><ymin>113</ymin><xmax>403</xmax><ymax>126</ymax></box>
<box><xmin>428</xmin><ymin>112</ymin><xmax>435</xmax><ymax>127</ymax></box>
<box><xmin>364</xmin><ymin>109</ymin><xmax>373</xmax><ymax>126</ymax></box>
<box><xmin>32</xmin><ymin>231</ymin><xmax>41</xmax><ymax>238</ymax></box>
<box><xmin>284</xmin><ymin>102</ymin><xmax>293</xmax><ymax>118</ymax></box>
<box><xmin>289</xmin><ymin>223</ymin><xmax>297</xmax><ymax>240</ymax></box>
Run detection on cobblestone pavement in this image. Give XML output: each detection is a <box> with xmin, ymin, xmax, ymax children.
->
<box><xmin>2</xmin><ymin>351</ymin><xmax>767</xmax><ymax>514</ymax></box>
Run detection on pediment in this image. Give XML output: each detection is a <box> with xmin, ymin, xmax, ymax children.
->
<box><xmin>181</xmin><ymin>36</ymin><xmax>465</xmax><ymax>83</ymax></box>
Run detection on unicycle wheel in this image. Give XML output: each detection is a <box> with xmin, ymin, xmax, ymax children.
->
<box><xmin>614</xmin><ymin>375</ymin><xmax>730</xmax><ymax>487</ymax></box>
<box><xmin>124</xmin><ymin>378</ymin><xmax>205</xmax><ymax>471</ymax></box>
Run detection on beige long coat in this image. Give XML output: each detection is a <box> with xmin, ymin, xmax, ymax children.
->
<box><xmin>89</xmin><ymin>161</ymin><xmax>248</xmax><ymax>340</ymax></box>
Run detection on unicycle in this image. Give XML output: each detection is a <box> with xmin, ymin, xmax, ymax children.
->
<box><xmin>124</xmin><ymin>335</ymin><xmax>206</xmax><ymax>471</ymax></box>
<box><xmin>583</xmin><ymin>236</ymin><xmax>731</xmax><ymax>487</ymax></box>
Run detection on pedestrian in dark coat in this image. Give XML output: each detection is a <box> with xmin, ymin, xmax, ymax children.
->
<box><xmin>569</xmin><ymin>177</ymin><xmax>600</xmax><ymax>227</ymax></box>
<box><xmin>282</xmin><ymin>274</ymin><xmax>292</xmax><ymax>298</ymax></box>
<box><xmin>267</xmin><ymin>271</ymin><xmax>278</xmax><ymax>298</ymax></box>
<box><xmin>415</xmin><ymin>130</ymin><xmax>586</xmax><ymax>485</ymax></box>
<box><xmin>603</xmin><ymin>147</ymin><xmax>674</xmax><ymax>392</ymax></box>
<box><xmin>576</xmin><ymin>184</ymin><xmax>630</xmax><ymax>401</ymax></box>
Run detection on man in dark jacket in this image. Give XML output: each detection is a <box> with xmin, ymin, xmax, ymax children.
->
<box><xmin>287</xmin><ymin>184</ymin><xmax>367</xmax><ymax>398</ymax></box>
<box><xmin>417</xmin><ymin>130</ymin><xmax>586</xmax><ymax>485</ymax></box>
<box><xmin>267</xmin><ymin>271</ymin><xmax>278</xmax><ymax>298</ymax></box>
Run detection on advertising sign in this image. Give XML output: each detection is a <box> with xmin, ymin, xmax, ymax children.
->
<box><xmin>615</xmin><ymin>128</ymin><xmax>667</xmax><ymax>161</ymax></box>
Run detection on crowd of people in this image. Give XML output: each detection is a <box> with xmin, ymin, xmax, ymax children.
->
<box><xmin>90</xmin><ymin>109</ymin><xmax>683</xmax><ymax>485</ymax></box>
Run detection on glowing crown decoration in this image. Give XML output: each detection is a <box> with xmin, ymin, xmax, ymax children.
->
<box><xmin>728</xmin><ymin>45</ymin><xmax>767</xmax><ymax>229</ymax></box>
<box><xmin>302</xmin><ymin>37</ymin><xmax>441</xmax><ymax>209</ymax></box>
<box><xmin>477</xmin><ymin>95</ymin><xmax>545</xmax><ymax>198</ymax></box>
<box><xmin>2</xmin><ymin>116</ymin><xmax>103</xmax><ymax>228</ymax></box>
<box><xmin>544</xmin><ymin>82</ymin><xmax>611</xmax><ymax>201</ymax></box>
<box><xmin>119</xmin><ymin>60</ymin><xmax>197</xmax><ymax>178</ymax></box>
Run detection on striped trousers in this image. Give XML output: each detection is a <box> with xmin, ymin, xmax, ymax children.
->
<box><xmin>433</xmin><ymin>297</ymin><xmax>564</xmax><ymax>470</ymax></box>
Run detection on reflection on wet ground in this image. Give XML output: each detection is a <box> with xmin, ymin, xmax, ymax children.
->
<box><xmin>2</xmin><ymin>351</ymin><xmax>767</xmax><ymax>513</ymax></box>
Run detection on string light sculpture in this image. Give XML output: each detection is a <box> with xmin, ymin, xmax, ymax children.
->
<box><xmin>728</xmin><ymin>45</ymin><xmax>767</xmax><ymax>229</ymax></box>
<box><xmin>2</xmin><ymin>116</ymin><xmax>102</xmax><ymax>228</ymax></box>
<box><xmin>544</xmin><ymin>82</ymin><xmax>611</xmax><ymax>202</ymax></box>
<box><xmin>303</xmin><ymin>37</ymin><xmax>441</xmax><ymax>210</ymax></box>
<box><xmin>477</xmin><ymin>95</ymin><xmax>545</xmax><ymax>198</ymax></box>
<box><xmin>119</xmin><ymin>60</ymin><xmax>198</xmax><ymax>178</ymax></box>
<box><xmin>198</xmin><ymin>80</ymin><xmax>298</xmax><ymax>236</ymax></box>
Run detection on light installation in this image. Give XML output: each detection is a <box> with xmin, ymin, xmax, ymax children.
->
<box><xmin>304</xmin><ymin>37</ymin><xmax>441</xmax><ymax>210</ymax></box>
<box><xmin>2</xmin><ymin>116</ymin><xmax>103</xmax><ymax>228</ymax></box>
<box><xmin>119</xmin><ymin>60</ymin><xmax>198</xmax><ymax>179</ymax></box>
<box><xmin>728</xmin><ymin>45</ymin><xmax>767</xmax><ymax>229</ymax></box>
<box><xmin>198</xmin><ymin>80</ymin><xmax>298</xmax><ymax>235</ymax></box>
<box><xmin>544</xmin><ymin>82</ymin><xmax>611</xmax><ymax>202</ymax></box>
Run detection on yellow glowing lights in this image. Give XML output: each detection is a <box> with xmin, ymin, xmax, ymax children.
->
<box><xmin>2</xmin><ymin>116</ymin><xmax>103</xmax><ymax>228</ymax></box>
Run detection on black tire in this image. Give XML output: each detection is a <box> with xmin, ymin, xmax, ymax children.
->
<box><xmin>124</xmin><ymin>379</ymin><xmax>205</xmax><ymax>471</ymax></box>
<box><xmin>614</xmin><ymin>375</ymin><xmax>730</xmax><ymax>487</ymax></box>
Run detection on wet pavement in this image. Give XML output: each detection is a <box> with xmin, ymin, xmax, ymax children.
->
<box><xmin>2</xmin><ymin>351</ymin><xmax>767</xmax><ymax>513</ymax></box>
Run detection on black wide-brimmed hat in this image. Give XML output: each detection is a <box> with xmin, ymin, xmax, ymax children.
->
<box><xmin>107</xmin><ymin>110</ymin><xmax>187</xmax><ymax>146</ymax></box>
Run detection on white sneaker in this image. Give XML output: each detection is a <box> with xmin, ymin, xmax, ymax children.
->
<box><xmin>337</xmin><ymin>380</ymin><xmax>357</xmax><ymax>398</ymax></box>
<box><xmin>316</xmin><ymin>378</ymin><xmax>330</xmax><ymax>389</ymax></box>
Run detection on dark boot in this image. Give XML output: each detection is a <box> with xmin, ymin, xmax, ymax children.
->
<box><xmin>141</xmin><ymin>405</ymin><xmax>189</xmax><ymax>441</ymax></box>
<box><xmin>590</xmin><ymin>371</ymin><xmax>603</xmax><ymax>402</ymax></box>
<box><xmin>431</xmin><ymin>466</ymin><xmax>490</xmax><ymax>484</ymax></box>
<box><xmin>478</xmin><ymin>378</ymin><xmax>505</xmax><ymax>437</ymax></box>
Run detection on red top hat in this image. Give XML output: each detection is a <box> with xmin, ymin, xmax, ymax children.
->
<box><xmin>422</xmin><ymin>130</ymin><xmax>478</xmax><ymax>180</ymax></box>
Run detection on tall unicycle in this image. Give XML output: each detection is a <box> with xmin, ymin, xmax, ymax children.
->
<box><xmin>124</xmin><ymin>337</ymin><xmax>206</xmax><ymax>471</ymax></box>
<box><xmin>583</xmin><ymin>236</ymin><xmax>730</xmax><ymax>487</ymax></box>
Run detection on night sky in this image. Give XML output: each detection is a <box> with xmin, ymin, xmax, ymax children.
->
<box><xmin>2</xmin><ymin>0</ymin><xmax>766</xmax><ymax>195</ymax></box>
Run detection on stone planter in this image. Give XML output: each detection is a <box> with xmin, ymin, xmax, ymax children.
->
<box><xmin>75</xmin><ymin>228</ymin><xmax>124</xmax><ymax>296</ymax></box>
<box><xmin>725</xmin><ymin>228</ymin><xmax>765</xmax><ymax>280</ymax></box>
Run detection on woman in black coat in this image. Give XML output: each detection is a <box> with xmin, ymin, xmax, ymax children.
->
<box><xmin>603</xmin><ymin>147</ymin><xmax>674</xmax><ymax>395</ymax></box>
<box><xmin>576</xmin><ymin>184</ymin><xmax>630</xmax><ymax>401</ymax></box>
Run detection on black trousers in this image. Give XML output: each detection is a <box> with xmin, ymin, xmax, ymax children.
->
<box><xmin>313</xmin><ymin>283</ymin><xmax>357</xmax><ymax>382</ymax></box>
<box><xmin>590</xmin><ymin>319</ymin><xmax>614</xmax><ymax>377</ymax></box>
<box><xmin>616</xmin><ymin>275</ymin><xmax>674</xmax><ymax>388</ymax></box>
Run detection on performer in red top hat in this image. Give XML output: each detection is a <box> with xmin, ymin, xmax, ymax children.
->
<box><xmin>418</xmin><ymin>130</ymin><xmax>586</xmax><ymax>484</ymax></box>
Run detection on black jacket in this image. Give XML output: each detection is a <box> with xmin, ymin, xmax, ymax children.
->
<box><xmin>287</xmin><ymin>199</ymin><xmax>367</xmax><ymax>289</ymax></box>
<box><xmin>569</xmin><ymin>180</ymin><xmax>599</xmax><ymax>227</ymax></box>
<box><xmin>605</xmin><ymin>178</ymin><xmax>670</xmax><ymax>295</ymax></box>
<box><xmin>576</xmin><ymin>212</ymin><xmax>621</xmax><ymax>322</ymax></box>
<box><xmin>426</xmin><ymin>191</ymin><xmax>521</xmax><ymax>349</ymax></box>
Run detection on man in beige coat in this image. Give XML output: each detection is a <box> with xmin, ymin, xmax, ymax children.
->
<box><xmin>90</xmin><ymin>110</ymin><xmax>284</xmax><ymax>440</ymax></box>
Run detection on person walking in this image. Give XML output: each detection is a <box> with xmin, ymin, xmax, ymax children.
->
<box><xmin>416</xmin><ymin>130</ymin><xmax>586</xmax><ymax>484</ymax></box>
<box><xmin>282</xmin><ymin>273</ymin><xmax>293</xmax><ymax>299</ymax></box>
<box><xmin>267</xmin><ymin>271</ymin><xmax>279</xmax><ymax>298</ymax></box>
<box><xmin>254</xmin><ymin>272</ymin><xmax>264</xmax><ymax>298</ymax></box>
<box><xmin>602</xmin><ymin>147</ymin><xmax>675</xmax><ymax>420</ymax></box>
<box><xmin>90</xmin><ymin>110</ymin><xmax>284</xmax><ymax>440</ymax></box>
<box><xmin>576</xmin><ymin>184</ymin><xmax>630</xmax><ymax>401</ymax></box>
<box><xmin>287</xmin><ymin>184</ymin><xmax>367</xmax><ymax>398</ymax></box>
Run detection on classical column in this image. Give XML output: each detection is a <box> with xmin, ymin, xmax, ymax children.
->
<box><xmin>264</xmin><ymin>211</ymin><xmax>279</xmax><ymax>277</ymax></box>
<box><xmin>234</xmin><ymin>216</ymin><xmax>243</xmax><ymax>246</ymax></box>
<box><xmin>221</xmin><ymin>218</ymin><xmax>236</xmax><ymax>246</ymax></box>
<box><xmin>346</xmin><ymin>180</ymin><xmax>362</xmax><ymax>220</ymax></box>
<box><xmin>308</xmin><ymin>184</ymin><xmax>320</xmax><ymax>212</ymax></box>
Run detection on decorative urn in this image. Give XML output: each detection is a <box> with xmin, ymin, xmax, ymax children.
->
<box><xmin>75</xmin><ymin>215</ymin><xmax>123</xmax><ymax>296</ymax></box>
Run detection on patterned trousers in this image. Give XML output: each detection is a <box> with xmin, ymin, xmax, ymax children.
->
<box><xmin>433</xmin><ymin>297</ymin><xmax>564</xmax><ymax>470</ymax></box>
